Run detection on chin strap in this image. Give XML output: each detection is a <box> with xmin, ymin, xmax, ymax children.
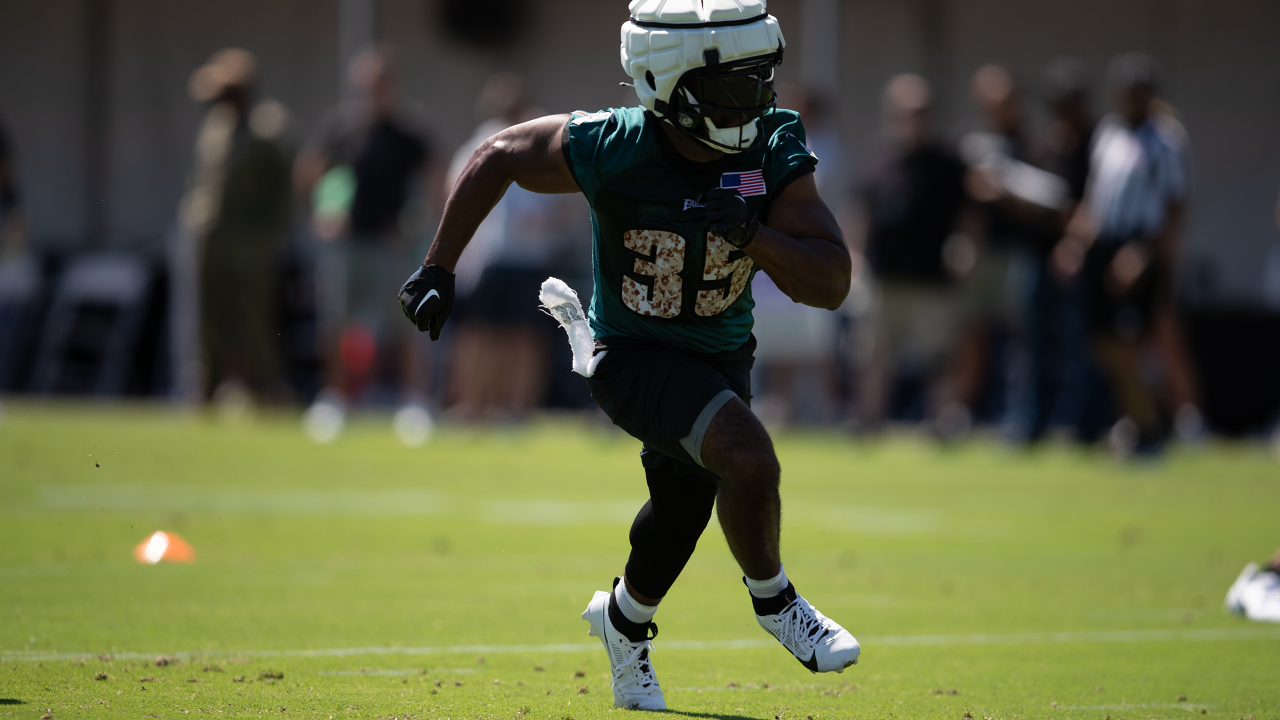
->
<box><xmin>656</xmin><ymin>89</ymin><xmax>755</xmax><ymax>153</ymax></box>
<box><xmin>704</xmin><ymin>114</ymin><xmax>757</xmax><ymax>153</ymax></box>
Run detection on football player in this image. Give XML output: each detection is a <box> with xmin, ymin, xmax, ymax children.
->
<box><xmin>399</xmin><ymin>0</ymin><xmax>859</xmax><ymax>708</ymax></box>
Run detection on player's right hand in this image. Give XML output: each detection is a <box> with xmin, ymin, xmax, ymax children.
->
<box><xmin>705</xmin><ymin>187</ymin><xmax>760</xmax><ymax>249</ymax></box>
<box><xmin>398</xmin><ymin>263</ymin><xmax>455</xmax><ymax>341</ymax></box>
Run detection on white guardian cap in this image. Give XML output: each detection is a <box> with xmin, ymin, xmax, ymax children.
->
<box><xmin>621</xmin><ymin>0</ymin><xmax>785</xmax><ymax>153</ymax></box>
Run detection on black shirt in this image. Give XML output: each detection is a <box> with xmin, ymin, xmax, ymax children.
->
<box><xmin>0</xmin><ymin>115</ymin><xmax>17</xmax><ymax>211</ymax></box>
<box><xmin>310</xmin><ymin>101</ymin><xmax>431</xmax><ymax>237</ymax></box>
<box><xmin>1038</xmin><ymin>121</ymin><xmax>1094</xmax><ymax>203</ymax></box>
<box><xmin>859</xmin><ymin>140</ymin><xmax>966</xmax><ymax>283</ymax></box>
<box><xmin>981</xmin><ymin>132</ymin><xmax>1031</xmax><ymax>250</ymax></box>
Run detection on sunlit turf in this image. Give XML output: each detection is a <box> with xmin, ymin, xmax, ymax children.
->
<box><xmin>1</xmin><ymin>402</ymin><xmax>1278</xmax><ymax>719</ymax></box>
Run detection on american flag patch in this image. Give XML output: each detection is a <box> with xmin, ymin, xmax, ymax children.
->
<box><xmin>720</xmin><ymin>170</ymin><xmax>767</xmax><ymax>197</ymax></box>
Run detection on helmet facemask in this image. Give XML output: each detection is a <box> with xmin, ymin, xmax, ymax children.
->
<box><xmin>664</xmin><ymin>47</ymin><xmax>782</xmax><ymax>154</ymax></box>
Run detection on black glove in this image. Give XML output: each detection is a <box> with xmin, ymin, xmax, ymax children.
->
<box><xmin>704</xmin><ymin>187</ymin><xmax>760</xmax><ymax>249</ymax></box>
<box><xmin>398</xmin><ymin>264</ymin><xmax>455</xmax><ymax>341</ymax></box>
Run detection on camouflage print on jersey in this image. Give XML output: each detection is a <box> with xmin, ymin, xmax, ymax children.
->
<box><xmin>564</xmin><ymin>106</ymin><xmax>817</xmax><ymax>354</ymax></box>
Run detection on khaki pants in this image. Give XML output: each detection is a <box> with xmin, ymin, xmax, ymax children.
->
<box><xmin>859</xmin><ymin>280</ymin><xmax>967</xmax><ymax>424</ymax></box>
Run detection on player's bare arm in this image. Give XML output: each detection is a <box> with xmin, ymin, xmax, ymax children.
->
<box><xmin>424</xmin><ymin>114</ymin><xmax>578</xmax><ymax>272</ymax></box>
<box><xmin>399</xmin><ymin>114</ymin><xmax>575</xmax><ymax>339</ymax></box>
<box><xmin>744</xmin><ymin>172</ymin><xmax>852</xmax><ymax>310</ymax></box>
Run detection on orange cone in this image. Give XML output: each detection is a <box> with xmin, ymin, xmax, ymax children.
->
<box><xmin>133</xmin><ymin>531</ymin><xmax>196</xmax><ymax>564</ymax></box>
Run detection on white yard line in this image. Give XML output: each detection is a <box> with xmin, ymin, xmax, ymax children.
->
<box><xmin>31</xmin><ymin>486</ymin><xmax>943</xmax><ymax>534</ymax></box>
<box><xmin>316</xmin><ymin>668</ymin><xmax>476</xmax><ymax>676</ymax></box>
<box><xmin>5</xmin><ymin>627</ymin><xmax>1278</xmax><ymax>663</ymax></box>
<box><xmin>1060</xmin><ymin>704</ymin><xmax>1213</xmax><ymax>710</ymax></box>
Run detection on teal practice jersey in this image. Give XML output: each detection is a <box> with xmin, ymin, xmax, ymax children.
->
<box><xmin>564</xmin><ymin>106</ymin><xmax>818</xmax><ymax>354</ymax></box>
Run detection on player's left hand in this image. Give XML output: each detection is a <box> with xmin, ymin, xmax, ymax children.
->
<box><xmin>398</xmin><ymin>263</ymin><xmax>455</xmax><ymax>341</ymax></box>
<box><xmin>705</xmin><ymin>188</ymin><xmax>760</xmax><ymax>249</ymax></box>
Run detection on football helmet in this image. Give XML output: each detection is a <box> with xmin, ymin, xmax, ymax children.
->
<box><xmin>621</xmin><ymin>0</ymin><xmax>785</xmax><ymax>153</ymax></box>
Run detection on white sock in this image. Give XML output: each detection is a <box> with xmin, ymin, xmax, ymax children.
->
<box><xmin>744</xmin><ymin>566</ymin><xmax>789</xmax><ymax>599</ymax></box>
<box><xmin>614</xmin><ymin>581</ymin><xmax>658</xmax><ymax>625</ymax></box>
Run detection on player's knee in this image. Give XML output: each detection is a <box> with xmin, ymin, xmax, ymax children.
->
<box><xmin>701</xmin><ymin>398</ymin><xmax>777</xmax><ymax>481</ymax></box>
<box><xmin>749</xmin><ymin>450</ymin><xmax>782</xmax><ymax>488</ymax></box>
<box><xmin>717</xmin><ymin>443</ymin><xmax>780</xmax><ymax>491</ymax></box>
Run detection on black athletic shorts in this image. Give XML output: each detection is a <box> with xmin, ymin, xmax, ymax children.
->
<box><xmin>464</xmin><ymin>264</ymin><xmax>553</xmax><ymax>327</ymax></box>
<box><xmin>1083</xmin><ymin>237</ymin><xmax>1160</xmax><ymax>337</ymax></box>
<box><xmin>585</xmin><ymin>334</ymin><xmax>756</xmax><ymax>478</ymax></box>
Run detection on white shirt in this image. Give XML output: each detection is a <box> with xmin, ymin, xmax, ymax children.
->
<box><xmin>1086</xmin><ymin>112</ymin><xmax>1189</xmax><ymax>241</ymax></box>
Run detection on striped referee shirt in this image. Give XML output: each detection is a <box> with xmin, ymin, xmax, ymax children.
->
<box><xmin>1085</xmin><ymin>111</ymin><xmax>1189</xmax><ymax>242</ymax></box>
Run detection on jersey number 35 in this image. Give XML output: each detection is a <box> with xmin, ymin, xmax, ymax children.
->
<box><xmin>621</xmin><ymin>230</ymin><xmax>753</xmax><ymax>319</ymax></box>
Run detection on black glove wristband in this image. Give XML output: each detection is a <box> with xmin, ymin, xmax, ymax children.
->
<box><xmin>704</xmin><ymin>187</ymin><xmax>760</xmax><ymax>249</ymax></box>
<box><xmin>719</xmin><ymin>216</ymin><xmax>760</xmax><ymax>249</ymax></box>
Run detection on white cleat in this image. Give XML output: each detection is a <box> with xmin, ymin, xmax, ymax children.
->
<box><xmin>753</xmin><ymin>583</ymin><xmax>860</xmax><ymax>673</ymax></box>
<box><xmin>1225</xmin><ymin>563</ymin><xmax>1280</xmax><ymax>623</ymax></box>
<box><xmin>581</xmin><ymin>589</ymin><xmax>665</xmax><ymax>710</ymax></box>
<box><xmin>1225</xmin><ymin>563</ymin><xmax>1260</xmax><ymax>616</ymax></box>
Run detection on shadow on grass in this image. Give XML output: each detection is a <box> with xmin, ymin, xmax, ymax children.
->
<box><xmin>0</xmin><ymin>699</ymin><xmax>26</xmax><ymax>705</ymax></box>
<box><xmin>660</xmin><ymin>711</ymin><xmax>757</xmax><ymax>720</ymax></box>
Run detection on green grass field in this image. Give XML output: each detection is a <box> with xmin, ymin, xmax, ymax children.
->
<box><xmin>2</xmin><ymin>402</ymin><xmax>1278</xmax><ymax>720</ymax></box>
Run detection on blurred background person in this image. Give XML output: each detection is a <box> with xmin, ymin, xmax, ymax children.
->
<box><xmin>776</xmin><ymin>84</ymin><xmax>854</xmax><ymax>228</ymax></box>
<box><xmin>177</xmin><ymin>48</ymin><xmax>293</xmax><ymax>408</ymax></box>
<box><xmin>295</xmin><ymin>47</ymin><xmax>437</xmax><ymax>439</ymax></box>
<box><xmin>0</xmin><ymin>109</ymin><xmax>35</xmax><ymax>398</ymax></box>
<box><xmin>851</xmin><ymin>74</ymin><xmax>974</xmax><ymax>436</ymax></box>
<box><xmin>1273</xmin><ymin>188</ymin><xmax>1280</xmax><ymax>312</ymax></box>
<box><xmin>444</xmin><ymin>73</ymin><xmax>568</xmax><ymax>423</ymax></box>
<box><xmin>1037</xmin><ymin>60</ymin><xmax>1094</xmax><ymax>207</ymax></box>
<box><xmin>958</xmin><ymin>65</ymin><xmax>1032</xmax><ymax>439</ymax></box>
<box><xmin>749</xmin><ymin>83</ymin><xmax>852</xmax><ymax>427</ymax></box>
<box><xmin>1052</xmin><ymin>52</ymin><xmax>1196</xmax><ymax>456</ymax></box>
<box><xmin>960</xmin><ymin>62</ymin><xmax>1101</xmax><ymax>444</ymax></box>
<box><xmin>0</xmin><ymin>111</ymin><xmax>26</xmax><ymax>259</ymax></box>
<box><xmin>1029</xmin><ymin>58</ymin><xmax>1114</xmax><ymax>444</ymax></box>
